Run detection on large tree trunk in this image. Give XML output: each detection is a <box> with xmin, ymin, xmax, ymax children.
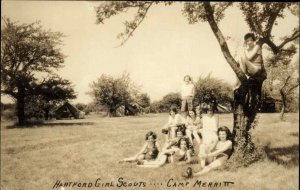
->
<box><xmin>230</xmin><ymin>79</ymin><xmax>263</xmax><ymax>166</ymax></box>
<box><xmin>16</xmin><ymin>86</ymin><xmax>26</xmax><ymax>126</ymax></box>
<box><xmin>203</xmin><ymin>2</ymin><xmax>263</xmax><ymax>166</ymax></box>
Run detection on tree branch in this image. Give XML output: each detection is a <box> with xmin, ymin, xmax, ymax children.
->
<box><xmin>116</xmin><ymin>2</ymin><xmax>153</xmax><ymax>47</ymax></box>
<box><xmin>265</xmin><ymin>5</ymin><xmax>285</xmax><ymax>38</ymax></box>
<box><xmin>286</xmin><ymin>83</ymin><xmax>299</xmax><ymax>95</ymax></box>
<box><xmin>203</xmin><ymin>2</ymin><xmax>247</xmax><ymax>83</ymax></box>
<box><xmin>278</xmin><ymin>29</ymin><xmax>300</xmax><ymax>50</ymax></box>
<box><xmin>283</xmin><ymin>76</ymin><xmax>291</xmax><ymax>88</ymax></box>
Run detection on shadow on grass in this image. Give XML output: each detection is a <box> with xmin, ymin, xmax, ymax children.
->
<box><xmin>264</xmin><ymin>144</ymin><xmax>299</xmax><ymax>168</ymax></box>
<box><xmin>6</xmin><ymin>121</ymin><xmax>95</xmax><ymax>129</ymax></box>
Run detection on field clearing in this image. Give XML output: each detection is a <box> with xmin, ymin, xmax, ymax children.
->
<box><xmin>1</xmin><ymin>113</ymin><xmax>299</xmax><ymax>190</ymax></box>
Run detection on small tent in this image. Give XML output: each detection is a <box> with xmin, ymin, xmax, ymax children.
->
<box><xmin>260</xmin><ymin>97</ymin><xmax>281</xmax><ymax>113</ymax></box>
<box><xmin>116</xmin><ymin>103</ymin><xmax>143</xmax><ymax>116</ymax></box>
<box><xmin>55</xmin><ymin>102</ymin><xmax>85</xmax><ymax>119</ymax></box>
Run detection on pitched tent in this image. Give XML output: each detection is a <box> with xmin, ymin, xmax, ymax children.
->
<box><xmin>261</xmin><ymin>96</ymin><xmax>282</xmax><ymax>113</ymax></box>
<box><xmin>55</xmin><ymin>102</ymin><xmax>85</xmax><ymax>119</ymax></box>
<box><xmin>125</xmin><ymin>103</ymin><xmax>144</xmax><ymax>116</ymax></box>
<box><xmin>116</xmin><ymin>103</ymin><xmax>143</xmax><ymax>116</ymax></box>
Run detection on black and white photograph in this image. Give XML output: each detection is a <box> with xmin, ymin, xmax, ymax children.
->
<box><xmin>1</xmin><ymin>2</ymin><xmax>299</xmax><ymax>190</ymax></box>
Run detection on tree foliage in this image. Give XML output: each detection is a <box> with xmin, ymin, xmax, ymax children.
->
<box><xmin>136</xmin><ymin>93</ymin><xmax>151</xmax><ymax>108</ymax></box>
<box><xmin>263</xmin><ymin>46</ymin><xmax>299</xmax><ymax>116</ymax></box>
<box><xmin>1</xmin><ymin>18</ymin><xmax>76</xmax><ymax>124</ymax></box>
<box><xmin>89</xmin><ymin>72</ymin><xmax>140</xmax><ymax>116</ymax></box>
<box><xmin>160</xmin><ymin>92</ymin><xmax>181</xmax><ymax>111</ymax></box>
<box><xmin>194</xmin><ymin>74</ymin><xmax>233</xmax><ymax>106</ymax></box>
<box><xmin>29</xmin><ymin>76</ymin><xmax>76</xmax><ymax>119</ymax></box>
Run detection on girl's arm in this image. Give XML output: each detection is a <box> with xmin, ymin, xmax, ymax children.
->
<box><xmin>155</xmin><ymin>142</ymin><xmax>161</xmax><ymax>152</ymax></box>
<box><xmin>194</xmin><ymin>116</ymin><xmax>201</xmax><ymax>126</ymax></box>
<box><xmin>185</xmin><ymin>150</ymin><xmax>192</xmax><ymax>163</ymax></box>
<box><xmin>207</xmin><ymin>141</ymin><xmax>232</xmax><ymax>157</ymax></box>
<box><xmin>135</xmin><ymin>143</ymin><xmax>147</xmax><ymax>157</ymax></box>
<box><xmin>164</xmin><ymin>147</ymin><xmax>179</xmax><ymax>154</ymax></box>
<box><xmin>244</xmin><ymin>44</ymin><xmax>261</xmax><ymax>60</ymax></box>
<box><xmin>176</xmin><ymin>150</ymin><xmax>192</xmax><ymax>165</ymax></box>
<box><xmin>165</xmin><ymin>138</ymin><xmax>178</xmax><ymax>149</ymax></box>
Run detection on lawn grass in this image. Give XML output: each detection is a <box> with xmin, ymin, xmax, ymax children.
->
<box><xmin>1</xmin><ymin>113</ymin><xmax>298</xmax><ymax>190</ymax></box>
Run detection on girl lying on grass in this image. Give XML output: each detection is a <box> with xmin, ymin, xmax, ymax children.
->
<box><xmin>185</xmin><ymin>126</ymin><xmax>232</xmax><ymax>177</ymax></box>
<box><xmin>119</xmin><ymin>131</ymin><xmax>160</xmax><ymax>163</ymax></box>
<box><xmin>137</xmin><ymin>137</ymin><xmax>192</xmax><ymax>168</ymax></box>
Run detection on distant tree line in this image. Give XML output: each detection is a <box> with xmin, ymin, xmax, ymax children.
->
<box><xmin>88</xmin><ymin>73</ymin><xmax>234</xmax><ymax>115</ymax></box>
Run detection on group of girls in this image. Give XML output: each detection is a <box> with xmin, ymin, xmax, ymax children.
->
<box><xmin>119</xmin><ymin>103</ymin><xmax>233</xmax><ymax>177</ymax></box>
<box><xmin>118</xmin><ymin>32</ymin><xmax>267</xmax><ymax>177</ymax></box>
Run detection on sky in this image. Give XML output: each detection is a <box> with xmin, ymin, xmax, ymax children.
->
<box><xmin>1</xmin><ymin>1</ymin><xmax>299</xmax><ymax>104</ymax></box>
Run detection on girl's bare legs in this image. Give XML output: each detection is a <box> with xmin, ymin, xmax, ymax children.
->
<box><xmin>192</xmin><ymin>130</ymin><xmax>201</xmax><ymax>144</ymax></box>
<box><xmin>138</xmin><ymin>155</ymin><xmax>168</xmax><ymax>168</ymax></box>
<box><xmin>241</xmin><ymin>56</ymin><xmax>261</xmax><ymax>76</ymax></box>
<box><xmin>186</xmin><ymin>129</ymin><xmax>194</xmax><ymax>145</ymax></box>
<box><xmin>194</xmin><ymin>156</ymin><xmax>227</xmax><ymax>176</ymax></box>
<box><xmin>199</xmin><ymin>144</ymin><xmax>207</xmax><ymax>168</ymax></box>
<box><xmin>120</xmin><ymin>154</ymin><xmax>144</xmax><ymax>163</ymax></box>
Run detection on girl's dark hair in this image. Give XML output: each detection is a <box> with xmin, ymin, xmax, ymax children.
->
<box><xmin>184</xmin><ymin>75</ymin><xmax>192</xmax><ymax>81</ymax></box>
<box><xmin>170</xmin><ymin>107</ymin><xmax>178</xmax><ymax>114</ymax></box>
<box><xmin>244</xmin><ymin>33</ymin><xmax>256</xmax><ymax>41</ymax></box>
<box><xmin>177</xmin><ymin>137</ymin><xmax>190</xmax><ymax>149</ymax></box>
<box><xmin>145</xmin><ymin>131</ymin><xmax>157</xmax><ymax>141</ymax></box>
<box><xmin>207</xmin><ymin>103</ymin><xmax>215</xmax><ymax>113</ymax></box>
<box><xmin>175</xmin><ymin>125</ymin><xmax>186</xmax><ymax>136</ymax></box>
<box><xmin>217</xmin><ymin>126</ymin><xmax>232</xmax><ymax>141</ymax></box>
<box><xmin>187</xmin><ymin>110</ymin><xmax>196</xmax><ymax>117</ymax></box>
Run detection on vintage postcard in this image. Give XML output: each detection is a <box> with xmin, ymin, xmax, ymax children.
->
<box><xmin>1</xmin><ymin>1</ymin><xmax>299</xmax><ymax>190</ymax></box>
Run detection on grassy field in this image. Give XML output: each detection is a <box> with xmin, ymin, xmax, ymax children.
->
<box><xmin>1</xmin><ymin>113</ymin><xmax>299</xmax><ymax>190</ymax></box>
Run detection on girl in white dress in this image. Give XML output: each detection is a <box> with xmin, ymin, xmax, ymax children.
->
<box><xmin>194</xmin><ymin>126</ymin><xmax>232</xmax><ymax>176</ymax></box>
<box><xmin>199</xmin><ymin>104</ymin><xmax>219</xmax><ymax>167</ymax></box>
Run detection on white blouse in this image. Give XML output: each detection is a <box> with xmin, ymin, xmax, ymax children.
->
<box><xmin>167</xmin><ymin>114</ymin><xmax>186</xmax><ymax>127</ymax></box>
<box><xmin>181</xmin><ymin>83</ymin><xmax>195</xmax><ymax>97</ymax></box>
<box><xmin>202</xmin><ymin>115</ymin><xmax>218</xmax><ymax>133</ymax></box>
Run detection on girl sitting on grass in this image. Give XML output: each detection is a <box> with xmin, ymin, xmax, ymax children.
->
<box><xmin>162</xmin><ymin>107</ymin><xmax>186</xmax><ymax>142</ymax></box>
<box><xmin>138</xmin><ymin>137</ymin><xmax>192</xmax><ymax>168</ymax></box>
<box><xmin>199</xmin><ymin>103</ymin><xmax>219</xmax><ymax>167</ymax></box>
<box><xmin>119</xmin><ymin>131</ymin><xmax>160</xmax><ymax>163</ymax></box>
<box><xmin>191</xmin><ymin>126</ymin><xmax>232</xmax><ymax>176</ymax></box>
<box><xmin>162</xmin><ymin>127</ymin><xmax>188</xmax><ymax>150</ymax></box>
